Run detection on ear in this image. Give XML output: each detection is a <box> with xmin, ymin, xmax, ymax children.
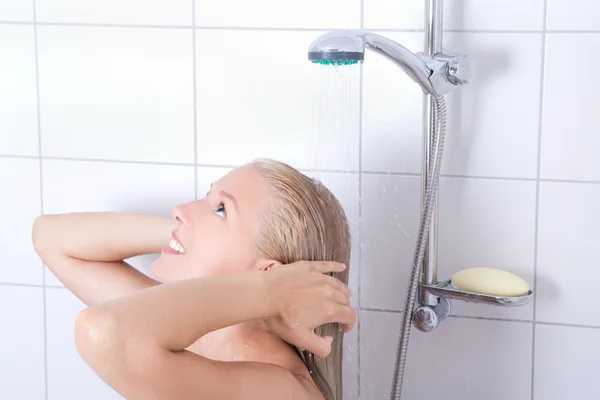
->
<box><xmin>257</xmin><ymin>260</ymin><xmax>283</xmax><ymax>272</ymax></box>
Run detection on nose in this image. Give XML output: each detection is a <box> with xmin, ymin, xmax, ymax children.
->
<box><xmin>172</xmin><ymin>204</ymin><xmax>187</xmax><ymax>226</ymax></box>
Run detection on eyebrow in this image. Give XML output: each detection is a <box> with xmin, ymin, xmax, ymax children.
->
<box><xmin>209</xmin><ymin>183</ymin><xmax>238</xmax><ymax>212</ymax></box>
<box><xmin>219</xmin><ymin>190</ymin><xmax>238</xmax><ymax>212</ymax></box>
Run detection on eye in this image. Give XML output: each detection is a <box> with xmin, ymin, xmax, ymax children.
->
<box><xmin>215</xmin><ymin>203</ymin><xmax>225</xmax><ymax>218</ymax></box>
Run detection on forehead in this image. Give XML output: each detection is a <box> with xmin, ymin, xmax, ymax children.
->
<box><xmin>215</xmin><ymin>166</ymin><xmax>270</xmax><ymax>213</ymax></box>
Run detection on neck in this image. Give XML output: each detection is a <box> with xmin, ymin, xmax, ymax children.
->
<box><xmin>191</xmin><ymin>319</ymin><xmax>293</xmax><ymax>363</ymax></box>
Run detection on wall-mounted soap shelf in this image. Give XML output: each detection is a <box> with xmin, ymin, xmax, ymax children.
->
<box><xmin>412</xmin><ymin>279</ymin><xmax>533</xmax><ymax>332</ymax></box>
<box><xmin>420</xmin><ymin>280</ymin><xmax>533</xmax><ymax>307</ymax></box>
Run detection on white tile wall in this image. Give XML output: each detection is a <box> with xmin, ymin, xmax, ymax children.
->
<box><xmin>0</xmin><ymin>158</ymin><xmax>42</xmax><ymax>285</ymax></box>
<box><xmin>537</xmin><ymin>182</ymin><xmax>600</xmax><ymax>326</ymax></box>
<box><xmin>360</xmin><ymin>174</ymin><xmax>422</xmax><ymax>310</ymax></box>
<box><xmin>1</xmin><ymin>0</ymin><xmax>599</xmax><ymax>399</ymax></box>
<box><xmin>46</xmin><ymin>288</ymin><xmax>122</xmax><ymax>399</ymax></box>
<box><xmin>0</xmin><ymin>286</ymin><xmax>45</xmax><ymax>400</ymax></box>
<box><xmin>534</xmin><ymin>324</ymin><xmax>600</xmax><ymax>399</ymax></box>
<box><xmin>35</xmin><ymin>0</ymin><xmax>192</xmax><ymax>26</ymax></box>
<box><xmin>195</xmin><ymin>0</ymin><xmax>360</xmax><ymax>29</ymax></box>
<box><xmin>438</xmin><ymin>177</ymin><xmax>537</xmax><ymax>320</ymax></box>
<box><xmin>360</xmin><ymin>310</ymin><xmax>532</xmax><ymax>400</ymax></box>
<box><xmin>547</xmin><ymin>0</ymin><xmax>600</xmax><ymax>31</ymax></box>
<box><xmin>362</xmin><ymin>32</ymin><xmax>424</xmax><ymax>174</ymax></box>
<box><xmin>541</xmin><ymin>33</ymin><xmax>600</xmax><ymax>181</ymax></box>
<box><xmin>195</xmin><ymin>30</ymin><xmax>360</xmax><ymax>171</ymax></box>
<box><xmin>0</xmin><ymin>0</ymin><xmax>33</xmax><ymax>22</ymax></box>
<box><xmin>364</xmin><ymin>0</ymin><xmax>545</xmax><ymax>31</ymax></box>
<box><xmin>0</xmin><ymin>25</ymin><xmax>39</xmax><ymax>156</ymax></box>
<box><xmin>37</xmin><ymin>26</ymin><xmax>195</xmax><ymax>163</ymax></box>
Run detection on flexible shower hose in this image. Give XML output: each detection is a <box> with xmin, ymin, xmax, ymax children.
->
<box><xmin>389</xmin><ymin>94</ymin><xmax>447</xmax><ymax>399</ymax></box>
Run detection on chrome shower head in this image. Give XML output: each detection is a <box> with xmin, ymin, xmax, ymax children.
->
<box><xmin>308</xmin><ymin>29</ymin><xmax>474</xmax><ymax>96</ymax></box>
<box><xmin>308</xmin><ymin>30</ymin><xmax>365</xmax><ymax>65</ymax></box>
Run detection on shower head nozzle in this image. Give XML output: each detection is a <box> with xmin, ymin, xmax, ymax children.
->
<box><xmin>308</xmin><ymin>30</ymin><xmax>365</xmax><ymax>65</ymax></box>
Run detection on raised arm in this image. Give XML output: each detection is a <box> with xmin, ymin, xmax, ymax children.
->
<box><xmin>74</xmin><ymin>261</ymin><xmax>355</xmax><ymax>400</ymax></box>
<box><xmin>32</xmin><ymin>212</ymin><xmax>177</xmax><ymax>306</ymax></box>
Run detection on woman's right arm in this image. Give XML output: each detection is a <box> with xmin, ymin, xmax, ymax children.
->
<box><xmin>32</xmin><ymin>212</ymin><xmax>177</xmax><ymax>307</ymax></box>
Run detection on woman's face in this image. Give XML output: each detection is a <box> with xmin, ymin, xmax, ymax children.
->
<box><xmin>151</xmin><ymin>165</ymin><xmax>272</xmax><ymax>283</ymax></box>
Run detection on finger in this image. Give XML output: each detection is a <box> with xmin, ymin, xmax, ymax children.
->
<box><xmin>326</xmin><ymin>285</ymin><xmax>351</xmax><ymax>307</ymax></box>
<box><xmin>313</xmin><ymin>261</ymin><xmax>346</xmax><ymax>274</ymax></box>
<box><xmin>340</xmin><ymin>323</ymin><xmax>352</xmax><ymax>333</ymax></box>
<box><xmin>331</xmin><ymin>305</ymin><xmax>357</xmax><ymax>331</ymax></box>
<box><xmin>305</xmin><ymin>332</ymin><xmax>333</xmax><ymax>359</ymax></box>
<box><xmin>322</xmin><ymin>275</ymin><xmax>351</xmax><ymax>298</ymax></box>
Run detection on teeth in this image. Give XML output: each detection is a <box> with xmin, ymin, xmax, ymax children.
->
<box><xmin>168</xmin><ymin>239</ymin><xmax>186</xmax><ymax>254</ymax></box>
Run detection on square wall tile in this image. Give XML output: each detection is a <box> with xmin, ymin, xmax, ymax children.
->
<box><xmin>363</xmin><ymin>1</ymin><xmax>424</xmax><ymax>30</ymax></box>
<box><xmin>0</xmin><ymin>25</ymin><xmax>39</xmax><ymax>156</ymax></box>
<box><xmin>541</xmin><ymin>34</ymin><xmax>600</xmax><ymax>181</ymax></box>
<box><xmin>46</xmin><ymin>288</ymin><xmax>123</xmax><ymax>400</ymax></box>
<box><xmin>534</xmin><ymin>324</ymin><xmax>600</xmax><ymax>400</ymax></box>
<box><xmin>196</xmin><ymin>30</ymin><xmax>360</xmax><ymax>171</ymax></box>
<box><xmin>0</xmin><ymin>286</ymin><xmax>45</xmax><ymax>400</ymax></box>
<box><xmin>0</xmin><ymin>158</ymin><xmax>42</xmax><ymax>285</ymax></box>
<box><xmin>36</xmin><ymin>0</ymin><xmax>192</xmax><ymax>25</ymax></box>
<box><xmin>441</xmin><ymin>33</ymin><xmax>542</xmax><ymax>178</ymax></box>
<box><xmin>360</xmin><ymin>310</ymin><xmax>532</xmax><ymax>400</ymax></box>
<box><xmin>537</xmin><ymin>182</ymin><xmax>600</xmax><ymax>326</ymax></box>
<box><xmin>0</xmin><ymin>0</ymin><xmax>34</xmax><ymax>21</ymax></box>
<box><xmin>360</xmin><ymin>174</ymin><xmax>422</xmax><ymax>310</ymax></box>
<box><xmin>362</xmin><ymin>32</ymin><xmax>424</xmax><ymax>174</ymax></box>
<box><xmin>547</xmin><ymin>0</ymin><xmax>600</xmax><ymax>31</ymax></box>
<box><xmin>42</xmin><ymin>159</ymin><xmax>195</xmax><ymax>286</ymax></box>
<box><xmin>443</xmin><ymin>0</ymin><xmax>545</xmax><ymax>31</ymax></box>
<box><xmin>362</xmin><ymin>32</ymin><xmax>542</xmax><ymax>178</ymax></box>
<box><xmin>37</xmin><ymin>26</ymin><xmax>194</xmax><ymax>163</ymax></box>
<box><xmin>364</xmin><ymin>0</ymin><xmax>544</xmax><ymax>31</ymax></box>
<box><xmin>438</xmin><ymin>177</ymin><xmax>536</xmax><ymax>320</ymax></box>
<box><xmin>195</xmin><ymin>0</ymin><xmax>359</xmax><ymax>28</ymax></box>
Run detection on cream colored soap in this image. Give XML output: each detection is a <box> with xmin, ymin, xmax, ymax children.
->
<box><xmin>451</xmin><ymin>267</ymin><xmax>530</xmax><ymax>297</ymax></box>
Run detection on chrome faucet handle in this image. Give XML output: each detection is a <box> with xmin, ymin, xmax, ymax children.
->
<box><xmin>412</xmin><ymin>297</ymin><xmax>451</xmax><ymax>332</ymax></box>
<box><xmin>417</xmin><ymin>52</ymin><xmax>475</xmax><ymax>95</ymax></box>
<box><xmin>444</xmin><ymin>53</ymin><xmax>475</xmax><ymax>85</ymax></box>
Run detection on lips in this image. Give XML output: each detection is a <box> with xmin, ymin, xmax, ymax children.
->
<box><xmin>162</xmin><ymin>231</ymin><xmax>186</xmax><ymax>255</ymax></box>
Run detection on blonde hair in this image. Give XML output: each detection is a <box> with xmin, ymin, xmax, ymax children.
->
<box><xmin>250</xmin><ymin>159</ymin><xmax>351</xmax><ymax>400</ymax></box>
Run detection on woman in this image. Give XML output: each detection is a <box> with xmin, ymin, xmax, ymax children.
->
<box><xmin>32</xmin><ymin>159</ymin><xmax>356</xmax><ymax>400</ymax></box>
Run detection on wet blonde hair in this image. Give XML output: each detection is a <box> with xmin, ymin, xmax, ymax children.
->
<box><xmin>250</xmin><ymin>159</ymin><xmax>351</xmax><ymax>400</ymax></box>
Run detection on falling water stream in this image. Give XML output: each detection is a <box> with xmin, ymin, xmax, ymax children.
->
<box><xmin>309</xmin><ymin>65</ymin><xmax>361</xmax><ymax>173</ymax></box>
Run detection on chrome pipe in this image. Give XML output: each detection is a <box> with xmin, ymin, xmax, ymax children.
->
<box><xmin>421</xmin><ymin>0</ymin><xmax>444</xmax><ymax>307</ymax></box>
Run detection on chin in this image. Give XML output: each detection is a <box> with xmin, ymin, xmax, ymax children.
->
<box><xmin>150</xmin><ymin>257</ymin><xmax>173</xmax><ymax>283</ymax></box>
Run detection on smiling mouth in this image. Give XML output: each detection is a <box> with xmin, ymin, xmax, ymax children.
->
<box><xmin>168</xmin><ymin>238</ymin><xmax>186</xmax><ymax>254</ymax></box>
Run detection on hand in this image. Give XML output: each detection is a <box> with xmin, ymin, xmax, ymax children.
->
<box><xmin>263</xmin><ymin>261</ymin><xmax>356</xmax><ymax>358</ymax></box>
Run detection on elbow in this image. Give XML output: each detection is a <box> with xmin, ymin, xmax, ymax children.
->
<box><xmin>75</xmin><ymin>307</ymin><xmax>164</xmax><ymax>384</ymax></box>
<box><xmin>32</xmin><ymin>215</ymin><xmax>54</xmax><ymax>256</ymax></box>
<box><xmin>75</xmin><ymin>307</ymin><xmax>123</xmax><ymax>365</ymax></box>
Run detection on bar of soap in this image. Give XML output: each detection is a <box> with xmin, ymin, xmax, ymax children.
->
<box><xmin>451</xmin><ymin>267</ymin><xmax>530</xmax><ymax>297</ymax></box>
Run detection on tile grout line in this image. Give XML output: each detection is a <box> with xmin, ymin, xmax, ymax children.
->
<box><xmin>4</xmin><ymin>154</ymin><xmax>600</xmax><ymax>185</ymax></box>
<box><xmin>356</xmin><ymin>2</ymin><xmax>364</xmax><ymax>398</ymax></box>
<box><xmin>31</xmin><ymin>1</ymin><xmax>49</xmax><ymax>398</ymax></box>
<box><xmin>3</xmin><ymin>20</ymin><xmax>600</xmax><ymax>34</ymax></box>
<box><xmin>192</xmin><ymin>0</ymin><xmax>198</xmax><ymax>201</ymax></box>
<box><xmin>5</xmin><ymin>153</ymin><xmax>600</xmax><ymax>185</ymax></box>
<box><xmin>531</xmin><ymin>2</ymin><xmax>549</xmax><ymax>399</ymax></box>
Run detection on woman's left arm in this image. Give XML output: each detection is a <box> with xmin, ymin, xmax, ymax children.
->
<box><xmin>75</xmin><ymin>261</ymin><xmax>355</xmax><ymax>400</ymax></box>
